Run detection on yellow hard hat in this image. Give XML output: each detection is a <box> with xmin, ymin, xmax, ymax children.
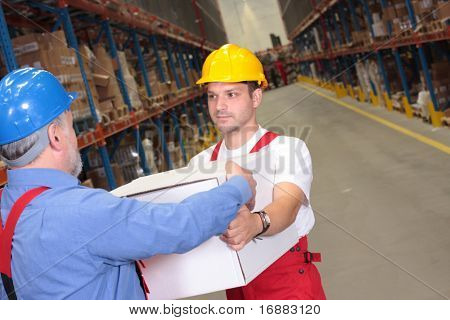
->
<box><xmin>196</xmin><ymin>44</ymin><xmax>268</xmax><ymax>89</ymax></box>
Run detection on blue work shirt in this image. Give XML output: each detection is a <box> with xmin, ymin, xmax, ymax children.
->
<box><xmin>0</xmin><ymin>168</ymin><xmax>251</xmax><ymax>299</ymax></box>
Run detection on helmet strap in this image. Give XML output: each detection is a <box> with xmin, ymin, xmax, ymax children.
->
<box><xmin>1</xmin><ymin>124</ymin><xmax>50</xmax><ymax>168</ymax></box>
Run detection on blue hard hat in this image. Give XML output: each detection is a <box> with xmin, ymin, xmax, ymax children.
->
<box><xmin>0</xmin><ymin>68</ymin><xmax>78</xmax><ymax>145</ymax></box>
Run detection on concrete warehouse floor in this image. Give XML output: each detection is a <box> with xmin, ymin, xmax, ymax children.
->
<box><xmin>189</xmin><ymin>83</ymin><xmax>450</xmax><ymax>300</ymax></box>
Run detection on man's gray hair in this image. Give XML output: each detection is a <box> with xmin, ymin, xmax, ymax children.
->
<box><xmin>0</xmin><ymin>112</ymin><xmax>66</xmax><ymax>167</ymax></box>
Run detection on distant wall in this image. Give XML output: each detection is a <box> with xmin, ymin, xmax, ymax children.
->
<box><xmin>124</xmin><ymin>0</ymin><xmax>228</xmax><ymax>46</ymax></box>
<box><xmin>217</xmin><ymin>0</ymin><xmax>288</xmax><ymax>52</ymax></box>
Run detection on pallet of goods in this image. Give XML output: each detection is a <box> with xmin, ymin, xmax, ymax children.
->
<box><xmin>12</xmin><ymin>31</ymin><xmax>100</xmax><ymax>123</ymax></box>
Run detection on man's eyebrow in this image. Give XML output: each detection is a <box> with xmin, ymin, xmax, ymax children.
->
<box><xmin>208</xmin><ymin>88</ymin><xmax>240</xmax><ymax>94</ymax></box>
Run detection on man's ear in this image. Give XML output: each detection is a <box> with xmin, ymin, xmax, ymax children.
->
<box><xmin>252</xmin><ymin>88</ymin><xmax>263</xmax><ymax>109</ymax></box>
<box><xmin>48</xmin><ymin>123</ymin><xmax>64</xmax><ymax>151</ymax></box>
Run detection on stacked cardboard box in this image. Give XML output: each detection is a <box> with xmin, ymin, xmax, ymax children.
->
<box><xmin>413</xmin><ymin>0</ymin><xmax>442</xmax><ymax>33</ymax></box>
<box><xmin>187</xmin><ymin>69</ymin><xmax>200</xmax><ymax>87</ymax></box>
<box><xmin>437</xmin><ymin>0</ymin><xmax>450</xmax><ymax>21</ymax></box>
<box><xmin>118</xmin><ymin>51</ymin><xmax>143</xmax><ymax>110</ymax></box>
<box><xmin>143</xmin><ymin>69</ymin><xmax>171</xmax><ymax>96</ymax></box>
<box><xmin>382</xmin><ymin>0</ymin><xmax>446</xmax><ymax>35</ymax></box>
<box><xmin>77</xmin><ymin>44</ymin><xmax>111</xmax><ymax>118</ymax></box>
<box><xmin>412</xmin><ymin>0</ymin><xmax>436</xmax><ymax>15</ymax></box>
<box><xmin>381</xmin><ymin>0</ymin><xmax>412</xmax><ymax>36</ymax></box>
<box><xmin>92</xmin><ymin>45</ymin><xmax>126</xmax><ymax>117</ymax></box>
<box><xmin>12</xmin><ymin>31</ymin><xmax>100</xmax><ymax>121</ymax></box>
<box><xmin>351</xmin><ymin>30</ymin><xmax>372</xmax><ymax>47</ymax></box>
<box><xmin>372</xmin><ymin>12</ymin><xmax>387</xmax><ymax>38</ymax></box>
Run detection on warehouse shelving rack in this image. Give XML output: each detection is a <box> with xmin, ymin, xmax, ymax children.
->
<box><xmin>0</xmin><ymin>0</ymin><xmax>215</xmax><ymax>188</ymax></box>
<box><xmin>290</xmin><ymin>0</ymin><xmax>449</xmax><ymax>127</ymax></box>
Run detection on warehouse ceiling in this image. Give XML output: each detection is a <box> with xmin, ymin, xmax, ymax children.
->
<box><xmin>278</xmin><ymin>0</ymin><xmax>314</xmax><ymax>36</ymax></box>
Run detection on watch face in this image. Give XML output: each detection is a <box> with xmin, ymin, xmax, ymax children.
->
<box><xmin>253</xmin><ymin>211</ymin><xmax>270</xmax><ymax>238</ymax></box>
<box><xmin>265</xmin><ymin>213</ymin><xmax>271</xmax><ymax>224</ymax></box>
<box><xmin>260</xmin><ymin>211</ymin><xmax>270</xmax><ymax>229</ymax></box>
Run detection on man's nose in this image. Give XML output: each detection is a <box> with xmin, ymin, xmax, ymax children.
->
<box><xmin>215</xmin><ymin>95</ymin><xmax>227</xmax><ymax>112</ymax></box>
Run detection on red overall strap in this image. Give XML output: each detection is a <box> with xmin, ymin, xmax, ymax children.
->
<box><xmin>210</xmin><ymin>131</ymin><xmax>279</xmax><ymax>161</ymax></box>
<box><xmin>210</xmin><ymin>140</ymin><xmax>223</xmax><ymax>161</ymax></box>
<box><xmin>136</xmin><ymin>260</ymin><xmax>150</xmax><ymax>300</ymax></box>
<box><xmin>249</xmin><ymin>131</ymin><xmax>279</xmax><ymax>153</ymax></box>
<box><xmin>0</xmin><ymin>186</ymin><xmax>49</xmax><ymax>278</ymax></box>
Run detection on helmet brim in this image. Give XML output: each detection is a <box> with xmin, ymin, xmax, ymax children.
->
<box><xmin>68</xmin><ymin>91</ymin><xmax>79</xmax><ymax>102</ymax></box>
<box><xmin>196</xmin><ymin>78</ymin><xmax>268</xmax><ymax>89</ymax></box>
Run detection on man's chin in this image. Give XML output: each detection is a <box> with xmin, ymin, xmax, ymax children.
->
<box><xmin>218</xmin><ymin>124</ymin><xmax>240</xmax><ymax>134</ymax></box>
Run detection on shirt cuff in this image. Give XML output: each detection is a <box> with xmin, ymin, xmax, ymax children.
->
<box><xmin>225</xmin><ymin>176</ymin><xmax>252</xmax><ymax>205</ymax></box>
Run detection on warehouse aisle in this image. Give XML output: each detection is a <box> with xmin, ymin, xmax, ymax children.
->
<box><xmin>194</xmin><ymin>83</ymin><xmax>450</xmax><ymax>300</ymax></box>
<box><xmin>259</xmin><ymin>83</ymin><xmax>450</xmax><ymax>300</ymax></box>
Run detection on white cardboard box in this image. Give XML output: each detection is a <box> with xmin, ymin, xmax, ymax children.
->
<box><xmin>111</xmin><ymin>151</ymin><xmax>298</xmax><ymax>299</ymax></box>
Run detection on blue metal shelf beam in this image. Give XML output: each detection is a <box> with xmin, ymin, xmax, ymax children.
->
<box><xmin>347</xmin><ymin>0</ymin><xmax>361</xmax><ymax>31</ymax></box>
<box><xmin>103</xmin><ymin>21</ymin><xmax>152</xmax><ymax>176</ymax></box>
<box><xmin>200</xmin><ymin>95</ymin><xmax>211</xmax><ymax>134</ymax></box>
<box><xmin>184</xmin><ymin>44</ymin><xmax>195</xmax><ymax>70</ymax></box>
<box><xmin>132</xmin><ymin>29</ymin><xmax>153</xmax><ymax>97</ymax></box>
<box><xmin>380</xmin><ymin>0</ymin><xmax>392</xmax><ymax>36</ymax></box>
<box><xmin>405</xmin><ymin>0</ymin><xmax>417</xmax><ymax>29</ymax></box>
<box><xmin>164</xmin><ymin>38</ymin><xmax>182</xmax><ymax>89</ymax></box>
<box><xmin>149</xmin><ymin>35</ymin><xmax>167</xmax><ymax>83</ymax></box>
<box><xmin>404</xmin><ymin>1</ymin><xmax>438</xmax><ymax>111</ymax></box>
<box><xmin>360</xmin><ymin>0</ymin><xmax>375</xmax><ymax>38</ymax></box>
<box><xmin>337</xmin><ymin>3</ymin><xmax>351</xmax><ymax>44</ymax></box>
<box><xmin>102</xmin><ymin>20</ymin><xmax>133</xmax><ymax>111</ymax></box>
<box><xmin>0</xmin><ymin>3</ymin><xmax>18</xmax><ymax>71</ymax></box>
<box><xmin>176</xmin><ymin>41</ymin><xmax>190</xmax><ymax>86</ymax></box>
<box><xmin>417</xmin><ymin>46</ymin><xmax>439</xmax><ymax>111</ymax></box>
<box><xmin>171</xmin><ymin>112</ymin><xmax>187</xmax><ymax>164</ymax></box>
<box><xmin>154</xmin><ymin>117</ymin><xmax>173</xmax><ymax>170</ymax></box>
<box><xmin>191</xmin><ymin>99</ymin><xmax>203</xmax><ymax>136</ymax></box>
<box><xmin>376</xmin><ymin>51</ymin><xmax>391</xmax><ymax>97</ymax></box>
<box><xmin>193</xmin><ymin>48</ymin><xmax>202</xmax><ymax>73</ymax></box>
<box><xmin>393</xmin><ymin>49</ymin><xmax>412</xmax><ymax>104</ymax></box>
<box><xmin>330</xmin><ymin>9</ymin><xmax>343</xmax><ymax>46</ymax></box>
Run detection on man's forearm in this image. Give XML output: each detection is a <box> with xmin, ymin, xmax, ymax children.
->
<box><xmin>259</xmin><ymin>182</ymin><xmax>304</xmax><ymax>236</ymax></box>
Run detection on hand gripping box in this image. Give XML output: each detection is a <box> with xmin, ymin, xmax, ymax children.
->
<box><xmin>111</xmin><ymin>151</ymin><xmax>298</xmax><ymax>299</ymax></box>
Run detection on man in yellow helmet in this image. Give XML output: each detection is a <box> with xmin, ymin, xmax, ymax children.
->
<box><xmin>190</xmin><ymin>44</ymin><xmax>326</xmax><ymax>300</ymax></box>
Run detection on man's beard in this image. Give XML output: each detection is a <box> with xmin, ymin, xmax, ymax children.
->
<box><xmin>215</xmin><ymin>112</ymin><xmax>240</xmax><ymax>134</ymax></box>
<box><xmin>68</xmin><ymin>145</ymin><xmax>83</xmax><ymax>178</ymax></box>
<box><xmin>218</xmin><ymin>123</ymin><xmax>240</xmax><ymax>134</ymax></box>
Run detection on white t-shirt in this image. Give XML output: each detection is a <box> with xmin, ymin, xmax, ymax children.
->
<box><xmin>189</xmin><ymin>126</ymin><xmax>315</xmax><ymax>237</ymax></box>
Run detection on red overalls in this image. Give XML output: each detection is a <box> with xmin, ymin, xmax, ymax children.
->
<box><xmin>0</xmin><ymin>187</ymin><xmax>149</xmax><ymax>300</ymax></box>
<box><xmin>211</xmin><ymin>131</ymin><xmax>326</xmax><ymax>300</ymax></box>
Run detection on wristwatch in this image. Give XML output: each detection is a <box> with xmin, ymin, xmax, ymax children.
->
<box><xmin>252</xmin><ymin>210</ymin><xmax>271</xmax><ymax>238</ymax></box>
